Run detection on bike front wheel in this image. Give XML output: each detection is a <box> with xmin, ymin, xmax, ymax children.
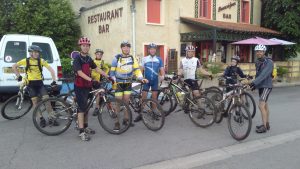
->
<box><xmin>228</xmin><ymin>104</ymin><xmax>252</xmax><ymax>141</ymax></box>
<box><xmin>240</xmin><ymin>92</ymin><xmax>256</xmax><ymax>119</ymax></box>
<box><xmin>189</xmin><ymin>96</ymin><xmax>216</xmax><ymax>127</ymax></box>
<box><xmin>141</xmin><ymin>99</ymin><xmax>165</xmax><ymax>131</ymax></box>
<box><xmin>98</xmin><ymin>98</ymin><xmax>132</xmax><ymax>135</ymax></box>
<box><xmin>1</xmin><ymin>94</ymin><xmax>32</xmax><ymax>120</ymax></box>
<box><xmin>32</xmin><ymin>98</ymin><xmax>73</xmax><ymax>136</ymax></box>
<box><xmin>157</xmin><ymin>89</ymin><xmax>174</xmax><ymax>117</ymax></box>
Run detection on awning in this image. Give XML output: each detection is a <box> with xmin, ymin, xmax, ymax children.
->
<box><xmin>180</xmin><ymin>17</ymin><xmax>280</xmax><ymax>42</ymax></box>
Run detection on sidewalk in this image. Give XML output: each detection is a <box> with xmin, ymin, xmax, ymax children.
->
<box><xmin>273</xmin><ymin>81</ymin><xmax>300</xmax><ymax>88</ymax></box>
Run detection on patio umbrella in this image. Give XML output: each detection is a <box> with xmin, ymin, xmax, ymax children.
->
<box><xmin>231</xmin><ymin>36</ymin><xmax>281</xmax><ymax>45</ymax></box>
<box><xmin>269</xmin><ymin>38</ymin><xmax>296</xmax><ymax>45</ymax></box>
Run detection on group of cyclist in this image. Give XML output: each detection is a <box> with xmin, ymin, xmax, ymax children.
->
<box><xmin>11</xmin><ymin>35</ymin><xmax>273</xmax><ymax>141</ymax></box>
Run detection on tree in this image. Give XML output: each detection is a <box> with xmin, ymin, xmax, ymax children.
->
<box><xmin>261</xmin><ymin>0</ymin><xmax>300</xmax><ymax>59</ymax></box>
<box><xmin>0</xmin><ymin>0</ymin><xmax>81</xmax><ymax>59</ymax></box>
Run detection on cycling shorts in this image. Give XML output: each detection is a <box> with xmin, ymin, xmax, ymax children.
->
<box><xmin>115</xmin><ymin>83</ymin><xmax>132</xmax><ymax>97</ymax></box>
<box><xmin>74</xmin><ymin>86</ymin><xmax>91</xmax><ymax>113</ymax></box>
<box><xmin>258</xmin><ymin>88</ymin><xmax>272</xmax><ymax>102</ymax></box>
<box><xmin>143</xmin><ymin>78</ymin><xmax>159</xmax><ymax>91</ymax></box>
<box><xmin>184</xmin><ymin>79</ymin><xmax>199</xmax><ymax>91</ymax></box>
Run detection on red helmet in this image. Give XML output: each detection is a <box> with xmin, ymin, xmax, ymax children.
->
<box><xmin>78</xmin><ymin>37</ymin><xmax>91</xmax><ymax>46</ymax></box>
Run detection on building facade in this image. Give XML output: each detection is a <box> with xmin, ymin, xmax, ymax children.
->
<box><xmin>76</xmin><ymin>0</ymin><xmax>279</xmax><ymax>73</ymax></box>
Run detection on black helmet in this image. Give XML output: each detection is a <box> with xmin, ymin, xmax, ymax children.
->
<box><xmin>148</xmin><ymin>43</ymin><xmax>157</xmax><ymax>49</ymax></box>
<box><xmin>120</xmin><ymin>40</ymin><xmax>131</xmax><ymax>48</ymax></box>
<box><xmin>95</xmin><ymin>49</ymin><xmax>104</xmax><ymax>54</ymax></box>
<box><xmin>28</xmin><ymin>45</ymin><xmax>42</xmax><ymax>53</ymax></box>
<box><xmin>231</xmin><ymin>55</ymin><xmax>240</xmax><ymax>62</ymax></box>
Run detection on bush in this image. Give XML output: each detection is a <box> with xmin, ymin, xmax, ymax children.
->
<box><xmin>60</xmin><ymin>57</ymin><xmax>73</xmax><ymax>77</ymax></box>
<box><xmin>277</xmin><ymin>66</ymin><xmax>289</xmax><ymax>77</ymax></box>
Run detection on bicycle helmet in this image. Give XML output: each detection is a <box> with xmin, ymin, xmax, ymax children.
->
<box><xmin>185</xmin><ymin>45</ymin><xmax>195</xmax><ymax>51</ymax></box>
<box><xmin>231</xmin><ymin>55</ymin><xmax>240</xmax><ymax>62</ymax></box>
<box><xmin>28</xmin><ymin>45</ymin><xmax>42</xmax><ymax>53</ymax></box>
<box><xmin>254</xmin><ymin>44</ymin><xmax>267</xmax><ymax>51</ymax></box>
<box><xmin>78</xmin><ymin>37</ymin><xmax>91</xmax><ymax>46</ymax></box>
<box><xmin>148</xmin><ymin>43</ymin><xmax>157</xmax><ymax>49</ymax></box>
<box><xmin>95</xmin><ymin>49</ymin><xmax>104</xmax><ymax>54</ymax></box>
<box><xmin>120</xmin><ymin>40</ymin><xmax>131</xmax><ymax>48</ymax></box>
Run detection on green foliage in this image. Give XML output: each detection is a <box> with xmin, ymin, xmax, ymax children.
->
<box><xmin>60</xmin><ymin>57</ymin><xmax>73</xmax><ymax>77</ymax></box>
<box><xmin>261</xmin><ymin>0</ymin><xmax>300</xmax><ymax>58</ymax></box>
<box><xmin>277</xmin><ymin>66</ymin><xmax>289</xmax><ymax>77</ymax></box>
<box><xmin>197</xmin><ymin>62</ymin><xmax>223</xmax><ymax>78</ymax></box>
<box><xmin>0</xmin><ymin>0</ymin><xmax>81</xmax><ymax>58</ymax></box>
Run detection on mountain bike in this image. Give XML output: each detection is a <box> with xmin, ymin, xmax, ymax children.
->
<box><xmin>32</xmin><ymin>79</ymin><xmax>132</xmax><ymax>135</ymax></box>
<box><xmin>163</xmin><ymin>74</ymin><xmax>217</xmax><ymax>127</ymax></box>
<box><xmin>204</xmin><ymin>77</ymin><xmax>253</xmax><ymax>140</ymax></box>
<box><xmin>128</xmin><ymin>80</ymin><xmax>165</xmax><ymax>131</ymax></box>
<box><xmin>1</xmin><ymin>80</ymin><xmax>62</xmax><ymax>120</ymax></box>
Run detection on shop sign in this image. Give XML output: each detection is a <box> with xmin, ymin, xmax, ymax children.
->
<box><xmin>87</xmin><ymin>7</ymin><xmax>123</xmax><ymax>34</ymax></box>
<box><xmin>218</xmin><ymin>2</ymin><xmax>236</xmax><ymax>12</ymax></box>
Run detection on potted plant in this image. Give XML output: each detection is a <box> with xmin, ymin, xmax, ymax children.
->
<box><xmin>197</xmin><ymin>62</ymin><xmax>223</xmax><ymax>88</ymax></box>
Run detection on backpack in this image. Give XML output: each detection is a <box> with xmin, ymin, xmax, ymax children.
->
<box><xmin>25</xmin><ymin>57</ymin><xmax>44</xmax><ymax>80</ymax></box>
<box><xmin>74</xmin><ymin>56</ymin><xmax>92</xmax><ymax>88</ymax></box>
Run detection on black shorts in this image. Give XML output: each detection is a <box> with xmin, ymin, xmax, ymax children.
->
<box><xmin>184</xmin><ymin>79</ymin><xmax>199</xmax><ymax>90</ymax></box>
<box><xmin>27</xmin><ymin>84</ymin><xmax>48</xmax><ymax>98</ymax></box>
<box><xmin>258</xmin><ymin>88</ymin><xmax>272</xmax><ymax>102</ymax></box>
<box><xmin>74</xmin><ymin>86</ymin><xmax>91</xmax><ymax>113</ymax></box>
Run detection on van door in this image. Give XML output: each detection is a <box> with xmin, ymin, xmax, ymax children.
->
<box><xmin>0</xmin><ymin>36</ymin><xmax>28</xmax><ymax>92</ymax></box>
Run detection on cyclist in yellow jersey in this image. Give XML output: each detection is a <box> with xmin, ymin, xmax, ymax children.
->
<box><xmin>12</xmin><ymin>45</ymin><xmax>58</xmax><ymax>128</ymax></box>
<box><xmin>110</xmin><ymin>41</ymin><xmax>148</xmax><ymax>131</ymax></box>
<box><xmin>91</xmin><ymin>49</ymin><xmax>109</xmax><ymax>116</ymax></box>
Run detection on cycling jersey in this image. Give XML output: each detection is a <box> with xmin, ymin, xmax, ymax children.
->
<box><xmin>180</xmin><ymin>57</ymin><xmax>201</xmax><ymax>80</ymax></box>
<box><xmin>141</xmin><ymin>55</ymin><xmax>163</xmax><ymax>80</ymax></box>
<box><xmin>110</xmin><ymin>54</ymin><xmax>143</xmax><ymax>83</ymax></box>
<box><xmin>223</xmin><ymin>66</ymin><xmax>246</xmax><ymax>84</ymax></box>
<box><xmin>17</xmin><ymin>57</ymin><xmax>50</xmax><ymax>81</ymax></box>
<box><xmin>91</xmin><ymin>59</ymin><xmax>109</xmax><ymax>81</ymax></box>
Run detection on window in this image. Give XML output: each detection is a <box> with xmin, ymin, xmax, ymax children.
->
<box><xmin>147</xmin><ymin>0</ymin><xmax>161</xmax><ymax>24</ymax></box>
<box><xmin>4</xmin><ymin>41</ymin><xmax>27</xmax><ymax>63</ymax></box>
<box><xmin>199</xmin><ymin>0</ymin><xmax>211</xmax><ymax>19</ymax></box>
<box><xmin>241</xmin><ymin>1</ymin><xmax>249</xmax><ymax>23</ymax></box>
<box><xmin>32</xmin><ymin>42</ymin><xmax>53</xmax><ymax>63</ymax></box>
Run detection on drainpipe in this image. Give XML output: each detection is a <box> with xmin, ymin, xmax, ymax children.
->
<box><xmin>131</xmin><ymin>0</ymin><xmax>136</xmax><ymax>58</ymax></box>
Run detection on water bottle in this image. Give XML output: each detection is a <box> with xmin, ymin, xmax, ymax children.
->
<box><xmin>176</xmin><ymin>91</ymin><xmax>185</xmax><ymax>105</ymax></box>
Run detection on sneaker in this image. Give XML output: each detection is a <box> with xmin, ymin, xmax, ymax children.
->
<box><xmin>256</xmin><ymin>122</ymin><xmax>270</xmax><ymax>130</ymax></box>
<box><xmin>113</xmin><ymin>122</ymin><xmax>120</xmax><ymax>131</ymax></box>
<box><xmin>48</xmin><ymin>118</ymin><xmax>60</xmax><ymax>126</ymax></box>
<box><xmin>40</xmin><ymin>117</ymin><xmax>46</xmax><ymax>128</ymax></box>
<box><xmin>133</xmin><ymin>114</ymin><xmax>142</xmax><ymax>123</ymax></box>
<box><xmin>92</xmin><ymin>108</ymin><xmax>99</xmax><ymax>116</ymax></box>
<box><xmin>256</xmin><ymin>126</ymin><xmax>267</xmax><ymax>133</ymax></box>
<box><xmin>79</xmin><ymin>132</ymin><xmax>90</xmax><ymax>141</ymax></box>
<box><xmin>84</xmin><ymin>127</ymin><xmax>96</xmax><ymax>135</ymax></box>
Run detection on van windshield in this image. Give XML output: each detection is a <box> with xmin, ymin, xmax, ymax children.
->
<box><xmin>32</xmin><ymin>42</ymin><xmax>53</xmax><ymax>63</ymax></box>
<box><xmin>4</xmin><ymin>41</ymin><xmax>27</xmax><ymax>63</ymax></box>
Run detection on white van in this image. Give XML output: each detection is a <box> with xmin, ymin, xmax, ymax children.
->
<box><xmin>0</xmin><ymin>34</ymin><xmax>62</xmax><ymax>93</ymax></box>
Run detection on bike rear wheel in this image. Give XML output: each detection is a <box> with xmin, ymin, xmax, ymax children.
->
<box><xmin>189</xmin><ymin>96</ymin><xmax>216</xmax><ymax>127</ymax></box>
<box><xmin>98</xmin><ymin>98</ymin><xmax>132</xmax><ymax>135</ymax></box>
<box><xmin>1</xmin><ymin>94</ymin><xmax>32</xmax><ymax>120</ymax></box>
<box><xmin>141</xmin><ymin>99</ymin><xmax>165</xmax><ymax>131</ymax></box>
<box><xmin>228</xmin><ymin>104</ymin><xmax>252</xmax><ymax>141</ymax></box>
<box><xmin>32</xmin><ymin>98</ymin><xmax>73</xmax><ymax>136</ymax></box>
<box><xmin>203</xmin><ymin>90</ymin><xmax>224</xmax><ymax>123</ymax></box>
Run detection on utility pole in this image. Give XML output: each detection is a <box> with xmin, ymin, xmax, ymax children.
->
<box><xmin>131</xmin><ymin>0</ymin><xmax>136</xmax><ymax>58</ymax></box>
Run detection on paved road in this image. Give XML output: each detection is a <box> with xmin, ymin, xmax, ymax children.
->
<box><xmin>0</xmin><ymin>86</ymin><xmax>299</xmax><ymax>169</ymax></box>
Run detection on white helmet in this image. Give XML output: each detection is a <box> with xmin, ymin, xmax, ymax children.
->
<box><xmin>185</xmin><ymin>45</ymin><xmax>195</xmax><ymax>51</ymax></box>
<box><xmin>254</xmin><ymin>44</ymin><xmax>267</xmax><ymax>51</ymax></box>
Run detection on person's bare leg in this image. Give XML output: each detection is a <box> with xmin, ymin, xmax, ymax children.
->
<box><xmin>258</xmin><ymin>101</ymin><xmax>268</xmax><ymax>127</ymax></box>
